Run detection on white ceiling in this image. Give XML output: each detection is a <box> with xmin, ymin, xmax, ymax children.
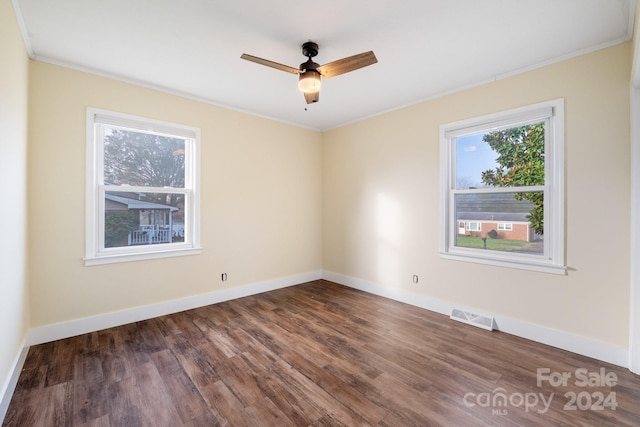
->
<box><xmin>14</xmin><ymin>0</ymin><xmax>635</xmax><ymax>131</ymax></box>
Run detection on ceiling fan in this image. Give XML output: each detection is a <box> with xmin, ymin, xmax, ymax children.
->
<box><xmin>241</xmin><ymin>41</ymin><xmax>377</xmax><ymax>104</ymax></box>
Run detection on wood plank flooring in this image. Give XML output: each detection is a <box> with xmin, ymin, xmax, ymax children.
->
<box><xmin>4</xmin><ymin>280</ymin><xmax>640</xmax><ymax>426</ymax></box>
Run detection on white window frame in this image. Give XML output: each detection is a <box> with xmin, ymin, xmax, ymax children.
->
<box><xmin>85</xmin><ymin>108</ymin><xmax>201</xmax><ymax>265</ymax></box>
<box><xmin>497</xmin><ymin>223</ymin><xmax>513</xmax><ymax>231</ymax></box>
<box><xmin>439</xmin><ymin>99</ymin><xmax>565</xmax><ymax>274</ymax></box>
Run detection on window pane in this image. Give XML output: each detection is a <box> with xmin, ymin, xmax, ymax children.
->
<box><xmin>456</xmin><ymin>122</ymin><xmax>545</xmax><ymax>190</ymax></box>
<box><xmin>103</xmin><ymin>127</ymin><xmax>186</xmax><ymax>187</ymax></box>
<box><xmin>454</xmin><ymin>192</ymin><xmax>543</xmax><ymax>255</ymax></box>
<box><xmin>105</xmin><ymin>191</ymin><xmax>185</xmax><ymax>248</ymax></box>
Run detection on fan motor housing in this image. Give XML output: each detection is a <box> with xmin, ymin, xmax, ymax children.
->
<box><xmin>301</xmin><ymin>41</ymin><xmax>319</xmax><ymax>58</ymax></box>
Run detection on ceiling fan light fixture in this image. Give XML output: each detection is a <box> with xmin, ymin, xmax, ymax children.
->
<box><xmin>298</xmin><ymin>70</ymin><xmax>321</xmax><ymax>93</ymax></box>
<box><xmin>241</xmin><ymin>41</ymin><xmax>376</xmax><ymax>104</ymax></box>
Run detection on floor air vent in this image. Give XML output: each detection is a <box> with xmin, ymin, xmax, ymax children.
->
<box><xmin>450</xmin><ymin>308</ymin><xmax>495</xmax><ymax>331</ymax></box>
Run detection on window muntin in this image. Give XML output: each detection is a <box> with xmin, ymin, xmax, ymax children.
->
<box><xmin>86</xmin><ymin>109</ymin><xmax>200</xmax><ymax>265</ymax></box>
<box><xmin>440</xmin><ymin>100</ymin><xmax>564</xmax><ymax>274</ymax></box>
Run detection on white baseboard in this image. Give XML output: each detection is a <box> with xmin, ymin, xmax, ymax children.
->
<box><xmin>28</xmin><ymin>270</ymin><xmax>322</xmax><ymax>346</ymax></box>
<box><xmin>0</xmin><ymin>338</ymin><xmax>29</xmax><ymax>424</ymax></box>
<box><xmin>322</xmin><ymin>270</ymin><xmax>629</xmax><ymax>368</ymax></box>
<box><xmin>23</xmin><ymin>268</ymin><xmax>630</xmax><ymax>366</ymax></box>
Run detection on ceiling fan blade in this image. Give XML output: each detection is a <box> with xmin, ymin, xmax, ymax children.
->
<box><xmin>316</xmin><ymin>51</ymin><xmax>377</xmax><ymax>78</ymax></box>
<box><xmin>240</xmin><ymin>54</ymin><xmax>300</xmax><ymax>74</ymax></box>
<box><xmin>304</xmin><ymin>91</ymin><xmax>319</xmax><ymax>104</ymax></box>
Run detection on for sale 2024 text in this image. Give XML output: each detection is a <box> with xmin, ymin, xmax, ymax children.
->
<box><xmin>537</xmin><ymin>367</ymin><xmax>618</xmax><ymax>411</ymax></box>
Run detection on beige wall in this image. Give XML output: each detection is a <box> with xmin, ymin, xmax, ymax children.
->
<box><xmin>323</xmin><ymin>43</ymin><xmax>631</xmax><ymax>349</ymax></box>
<box><xmin>28</xmin><ymin>62</ymin><xmax>323</xmax><ymax>327</ymax></box>
<box><xmin>0</xmin><ymin>0</ymin><xmax>30</xmax><ymax>402</ymax></box>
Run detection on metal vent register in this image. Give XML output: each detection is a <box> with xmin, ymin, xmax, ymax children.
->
<box><xmin>450</xmin><ymin>308</ymin><xmax>495</xmax><ymax>331</ymax></box>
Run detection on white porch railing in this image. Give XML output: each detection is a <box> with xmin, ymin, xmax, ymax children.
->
<box><xmin>128</xmin><ymin>227</ymin><xmax>172</xmax><ymax>245</ymax></box>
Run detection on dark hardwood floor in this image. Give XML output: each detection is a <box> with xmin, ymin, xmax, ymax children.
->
<box><xmin>4</xmin><ymin>280</ymin><xmax>640</xmax><ymax>426</ymax></box>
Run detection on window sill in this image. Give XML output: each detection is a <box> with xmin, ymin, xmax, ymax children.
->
<box><xmin>440</xmin><ymin>252</ymin><xmax>566</xmax><ymax>275</ymax></box>
<box><xmin>84</xmin><ymin>246</ymin><xmax>202</xmax><ymax>266</ymax></box>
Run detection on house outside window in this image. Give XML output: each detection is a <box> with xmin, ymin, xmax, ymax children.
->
<box><xmin>440</xmin><ymin>99</ymin><xmax>565</xmax><ymax>274</ymax></box>
<box><xmin>85</xmin><ymin>108</ymin><xmax>201</xmax><ymax>265</ymax></box>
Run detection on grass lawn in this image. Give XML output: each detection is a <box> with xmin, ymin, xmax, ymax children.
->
<box><xmin>456</xmin><ymin>235</ymin><xmax>534</xmax><ymax>252</ymax></box>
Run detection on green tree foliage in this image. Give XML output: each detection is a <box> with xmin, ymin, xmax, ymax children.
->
<box><xmin>104</xmin><ymin>129</ymin><xmax>185</xmax><ymax>207</ymax></box>
<box><xmin>105</xmin><ymin>210</ymin><xmax>139</xmax><ymax>247</ymax></box>
<box><xmin>480</xmin><ymin>123</ymin><xmax>545</xmax><ymax>235</ymax></box>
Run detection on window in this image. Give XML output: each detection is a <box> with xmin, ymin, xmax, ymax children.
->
<box><xmin>440</xmin><ymin>99</ymin><xmax>564</xmax><ymax>274</ymax></box>
<box><xmin>85</xmin><ymin>108</ymin><xmax>200</xmax><ymax>265</ymax></box>
<box><xmin>466</xmin><ymin>222</ymin><xmax>482</xmax><ymax>232</ymax></box>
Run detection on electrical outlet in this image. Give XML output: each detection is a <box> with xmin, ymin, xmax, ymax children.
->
<box><xmin>221</xmin><ymin>273</ymin><xmax>227</xmax><ymax>282</ymax></box>
<box><xmin>413</xmin><ymin>275</ymin><xmax>419</xmax><ymax>284</ymax></box>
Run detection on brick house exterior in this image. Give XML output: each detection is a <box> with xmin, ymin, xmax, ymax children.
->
<box><xmin>456</xmin><ymin>211</ymin><xmax>537</xmax><ymax>242</ymax></box>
